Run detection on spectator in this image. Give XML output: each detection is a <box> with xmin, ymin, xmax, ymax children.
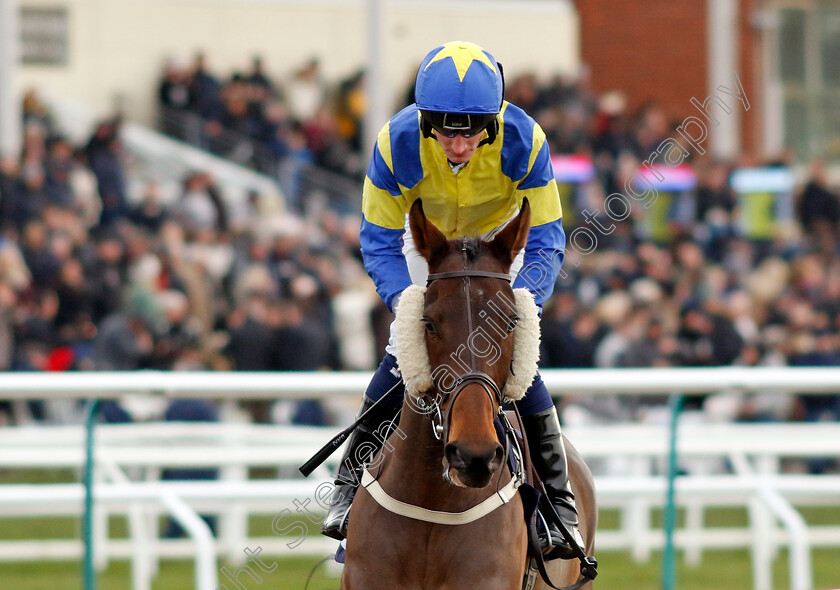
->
<box><xmin>224</xmin><ymin>292</ymin><xmax>276</xmax><ymax>424</ymax></box>
<box><xmin>8</xmin><ymin>163</ymin><xmax>50</xmax><ymax>231</ymax></box>
<box><xmin>20</xmin><ymin>219</ymin><xmax>60</xmax><ymax>289</ymax></box>
<box><xmin>188</xmin><ymin>52</ymin><xmax>223</xmax><ymax>121</ymax></box>
<box><xmin>129</xmin><ymin>181</ymin><xmax>170</xmax><ymax>233</ymax></box>
<box><xmin>43</xmin><ymin>136</ymin><xmax>76</xmax><ymax>208</ymax></box>
<box><xmin>67</xmin><ymin>148</ymin><xmax>102</xmax><ymax>230</ymax></box>
<box><xmin>0</xmin><ymin>230</ymin><xmax>31</xmax><ymax>293</ymax></box>
<box><xmin>677</xmin><ymin>303</ymin><xmax>743</xmax><ymax>367</ymax></box>
<box><xmin>54</xmin><ymin>256</ymin><xmax>95</xmax><ymax>333</ymax></box>
<box><xmin>21</xmin><ymin>89</ymin><xmax>54</xmax><ymax>133</ymax></box>
<box><xmin>798</xmin><ymin>159</ymin><xmax>840</xmax><ymax>233</ymax></box>
<box><xmin>94</xmin><ymin>309</ymin><xmax>155</xmax><ymax>371</ymax></box>
<box><xmin>172</xmin><ymin>172</ymin><xmax>228</xmax><ymax>235</ymax></box>
<box><xmin>284</xmin><ymin>57</ymin><xmax>326</xmax><ymax>124</ymax></box>
<box><xmin>85</xmin><ymin>119</ymin><xmax>129</xmax><ymax>226</ymax></box>
<box><xmin>333</xmin><ymin>69</ymin><xmax>366</xmax><ymax>154</ymax></box>
<box><xmin>245</xmin><ymin>55</ymin><xmax>276</xmax><ymax>101</ymax></box>
<box><xmin>153</xmin><ymin>290</ymin><xmax>202</xmax><ymax>369</ymax></box>
<box><xmin>270</xmin><ymin>296</ymin><xmax>333</xmax><ymax>426</ymax></box>
<box><xmin>86</xmin><ymin>231</ymin><xmax>128</xmax><ymax>323</ymax></box>
<box><xmin>225</xmin><ymin>292</ymin><xmax>275</xmax><ymax>371</ymax></box>
<box><xmin>158</xmin><ymin>57</ymin><xmax>192</xmax><ymax>113</ymax></box>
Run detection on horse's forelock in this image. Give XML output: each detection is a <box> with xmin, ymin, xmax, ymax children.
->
<box><xmin>459</xmin><ymin>237</ymin><xmax>482</xmax><ymax>263</ymax></box>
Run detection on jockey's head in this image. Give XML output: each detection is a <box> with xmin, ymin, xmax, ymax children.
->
<box><xmin>415</xmin><ymin>41</ymin><xmax>504</xmax><ymax>162</ymax></box>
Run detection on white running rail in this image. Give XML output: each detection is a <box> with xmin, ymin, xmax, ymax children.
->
<box><xmin>0</xmin><ymin>366</ymin><xmax>838</xmax><ymax>399</ymax></box>
<box><xmin>1</xmin><ymin>367</ymin><xmax>838</xmax><ymax>590</ymax></box>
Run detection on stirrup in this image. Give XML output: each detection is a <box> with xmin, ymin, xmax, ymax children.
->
<box><xmin>543</xmin><ymin>521</ymin><xmax>584</xmax><ymax>561</ymax></box>
<box><xmin>535</xmin><ymin>509</ymin><xmax>579</xmax><ymax>560</ymax></box>
<box><xmin>321</xmin><ymin>485</ymin><xmax>355</xmax><ymax>541</ymax></box>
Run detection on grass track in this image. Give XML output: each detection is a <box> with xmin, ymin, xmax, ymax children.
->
<box><xmin>1</xmin><ymin>469</ymin><xmax>838</xmax><ymax>589</ymax></box>
<box><xmin>1</xmin><ymin>547</ymin><xmax>838</xmax><ymax>589</ymax></box>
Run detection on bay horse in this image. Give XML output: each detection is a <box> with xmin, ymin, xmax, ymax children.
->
<box><xmin>341</xmin><ymin>199</ymin><xmax>596</xmax><ymax>590</ymax></box>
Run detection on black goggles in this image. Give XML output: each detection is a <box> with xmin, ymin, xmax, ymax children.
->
<box><xmin>421</xmin><ymin>111</ymin><xmax>496</xmax><ymax>138</ymax></box>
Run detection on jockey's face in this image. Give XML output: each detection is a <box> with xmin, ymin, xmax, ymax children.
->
<box><xmin>434</xmin><ymin>130</ymin><xmax>484</xmax><ymax>164</ymax></box>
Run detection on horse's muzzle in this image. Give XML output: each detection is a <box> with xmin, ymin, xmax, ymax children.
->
<box><xmin>443</xmin><ymin>441</ymin><xmax>505</xmax><ymax>488</ymax></box>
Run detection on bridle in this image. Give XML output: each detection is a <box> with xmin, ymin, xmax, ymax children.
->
<box><xmin>424</xmin><ymin>267</ymin><xmax>514</xmax><ymax>443</ymax></box>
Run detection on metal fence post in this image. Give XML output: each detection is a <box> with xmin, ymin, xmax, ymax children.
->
<box><xmin>83</xmin><ymin>399</ymin><xmax>100</xmax><ymax>590</ymax></box>
<box><xmin>662</xmin><ymin>393</ymin><xmax>684</xmax><ymax>590</ymax></box>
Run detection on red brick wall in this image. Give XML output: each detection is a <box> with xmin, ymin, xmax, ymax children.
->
<box><xmin>576</xmin><ymin>1</ymin><xmax>708</xmax><ymax>120</ymax></box>
<box><xmin>575</xmin><ymin>0</ymin><xmax>761</xmax><ymax>157</ymax></box>
<box><xmin>737</xmin><ymin>0</ymin><xmax>761</xmax><ymax>157</ymax></box>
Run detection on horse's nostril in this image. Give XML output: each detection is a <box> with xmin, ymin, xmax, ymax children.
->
<box><xmin>476</xmin><ymin>445</ymin><xmax>503</xmax><ymax>470</ymax></box>
<box><xmin>493</xmin><ymin>444</ymin><xmax>504</xmax><ymax>466</ymax></box>
<box><xmin>444</xmin><ymin>443</ymin><xmax>465</xmax><ymax>468</ymax></box>
<box><xmin>446</xmin><ymin>442</ymin><xmax>504</xmax><ymax>481</ymax></box>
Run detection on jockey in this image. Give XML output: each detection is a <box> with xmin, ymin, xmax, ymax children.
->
<box><xmin>322</xmin><ymin>40</ymin><xmax>583</xmax><ymax>560</ymax></box>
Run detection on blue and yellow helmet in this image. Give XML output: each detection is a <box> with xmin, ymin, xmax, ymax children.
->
<box><xmin>415</xmin><ymin>41</ymin><xmax>504</xmax><ymax>142</ymax></box>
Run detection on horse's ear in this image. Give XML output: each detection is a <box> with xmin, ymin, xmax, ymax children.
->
<box><xmin>489</xmin><ymin>198</ymin><xmax>531</xmax><ymax>268</ymax></box>
<box><xmin>409</xmin><ymin>199</ymin><xmax>449</xmax><ymax>265</ymax></box>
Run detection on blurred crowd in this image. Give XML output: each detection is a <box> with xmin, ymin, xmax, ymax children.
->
<box><xmin>0</xmin><ymin>54</ymin><xmax>837</xmax><ymax>452</ymax></box>
<box><xmin>158</xmin><ymin>53</ymin><xmax>366</xmax><ymax>214</ymax></box>
<box><xmin>0</xmin><ymin>88</ymin><xmax>378</xmax><ymax>427</ymax></box>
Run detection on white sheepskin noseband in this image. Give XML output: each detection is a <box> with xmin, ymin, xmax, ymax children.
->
<box><xmin>394</xmin><ymin>284</ymin><xmax>540</xmax><ymax>401</ymax></box>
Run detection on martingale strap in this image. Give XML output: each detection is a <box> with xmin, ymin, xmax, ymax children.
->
<box><xmin>361</xmin><ymin>469</ymin><xmax>522</xmax><ymax>525</ymax></box>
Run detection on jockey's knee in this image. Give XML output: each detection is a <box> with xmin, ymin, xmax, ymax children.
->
<box><xmin>514</xmin><ymin>373</ymin><xmax>554</xmax><ymax>415</ymax></box>
<box><xmin>364</xmin><ymin>354</ymin><xmax>405</xmax><ymax>407</ymax></box>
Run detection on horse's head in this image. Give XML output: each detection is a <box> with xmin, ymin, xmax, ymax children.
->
<box><xmin>406</xmin><ymin>198</ymin><xmax>531</xmax><ymax>488</ymax></box>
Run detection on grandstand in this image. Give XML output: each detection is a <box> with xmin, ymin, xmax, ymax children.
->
<box><xmin>0</xmin><ymin>1</ymin><xmax>839</xmax><ymax>590</ymax></box>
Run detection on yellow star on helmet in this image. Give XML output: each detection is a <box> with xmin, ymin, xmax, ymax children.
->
<box><xmin>424</xmin><ymin>41</ymin><xmax>496</xmax><ymax>82</ymax></box>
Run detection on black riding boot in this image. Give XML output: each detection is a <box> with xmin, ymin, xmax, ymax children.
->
<box><xmin>321</xmin><ymin>396</ymin><xmax>400</xmax><ymax>541</ymax></box>
<box><xmin>522</xmin><ymin>406</ymin><xmax>584</xmax><ymax>560</ymax></box>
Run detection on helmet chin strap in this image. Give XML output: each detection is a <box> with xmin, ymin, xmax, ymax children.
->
<box><xmin>420</xmin><ymin>115</ymin><xmax>435</xmax><ymax>139</ymax></box>
<box><xmin>477</xmin><ymin>119</ymin><xmax>499</xmax><ymax>147</ymax></box>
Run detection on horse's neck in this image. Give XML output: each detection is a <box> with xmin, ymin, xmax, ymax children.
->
<box><xmin>386</xmin><ymin>398</ymin><xmax>443</xmax><ymax>468</ymax></box>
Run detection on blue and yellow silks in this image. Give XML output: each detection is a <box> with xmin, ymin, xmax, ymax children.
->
<box><xmin>360</xmin><ymin>102</ymin><xmax>566</xmax><ymax>310</ymax></box>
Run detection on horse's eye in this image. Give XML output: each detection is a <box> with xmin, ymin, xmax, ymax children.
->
<box><xmin>506</xmin><ymin>316</ymin><xmax>520</xmax><ymax>334</ymax></box>
<box><xmin>423</xmin><ymin>317</ymin><xmax>437</xmax><ymax>334</ymax></box>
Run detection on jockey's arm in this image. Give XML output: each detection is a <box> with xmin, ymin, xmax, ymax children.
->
<box><xmin>513</xmin><ymin>213</ymin><xmax>566</xmax><ymax>308</ymax></box>
<box><xmin>360</xmin><ymin>150</ymin><xmax>412</xmax><ymax>312</ymax></box>
<box><xmin>510</xmin><ymin>136</ymin><xmax>566</xmax><ymax>307</ymax></box>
